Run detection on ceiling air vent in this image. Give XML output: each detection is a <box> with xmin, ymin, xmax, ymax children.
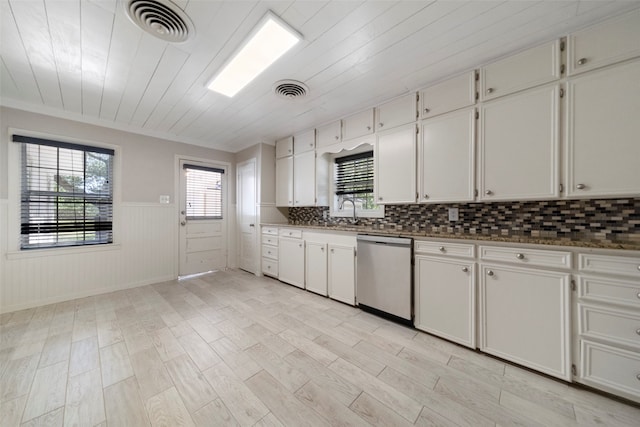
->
<box><xmin>125</xmin><ymin>0</ymin><xmax>194</xmax><ymax>43</ymax></box>
<box><xmin>273</xmin><ymin>80</ymin><xmax>309</xmax><ymax>100</ymax></box>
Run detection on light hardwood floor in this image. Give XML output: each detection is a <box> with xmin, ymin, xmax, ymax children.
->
<box><xmin>1</xmin><ymin>269</ymin><xmax>639</xmax><ymax>426</ymax></box>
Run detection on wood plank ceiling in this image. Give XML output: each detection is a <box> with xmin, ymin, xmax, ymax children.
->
<box><xmin>1</xmin><ymin>0</ymin><xmax>638</xmax><ymax>153</ymax></box>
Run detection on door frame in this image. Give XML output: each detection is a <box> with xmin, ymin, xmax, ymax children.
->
<box><xmin>236</xmin><ymin>158</ymin><xmax>259</xmax><ymax>275</ymax></box>
<box><xmin>174</xmin><ymin>155</ymin><xmax>231</xmax><ymax>277</ymax></box>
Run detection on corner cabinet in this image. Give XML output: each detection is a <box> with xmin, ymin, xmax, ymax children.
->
<box><xmin>565</xmin><ymin>60</ymin><xmax>640</xmax><ymax>198</ymax></box>
<box><xmin>479</xmin><ymin>84</ymin><xmax>560</xmax><ymax>201</ymax></box>
<box><xmin>375</xmin><ymin>123</ymin><xmax>417</xmax><ymax>204</ymax></box>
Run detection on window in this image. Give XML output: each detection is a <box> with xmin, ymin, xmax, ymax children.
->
<box><xmin>184</xmin><ymin>164</ymin><xmax>224</xmax><ymax>219</ymax></box>
<box><xmin>333</xmin><ymin>150</ymin><xmax>383</xmax><ymax>217</ymax></box>
<box><xmin>14</xmin><ymin>134</ymin><xmax>114</xmax><ymax>249</ymax></box>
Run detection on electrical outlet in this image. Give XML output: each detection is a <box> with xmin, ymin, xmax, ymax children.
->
<box><xmin>159</xmin><ymin>195</ymin><xmax>170</xmax><ymax>204</ymax></box>
<box><xmin>448</xmin><ymin>207</ymin><xmax>459</xmax><ymax>221</ymax></box>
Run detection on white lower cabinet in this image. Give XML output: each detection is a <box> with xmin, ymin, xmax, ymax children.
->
<box><xmin>278</xmin><ymin>235</ymin><xmax>305</xmax><ymax>289</ymax></box>
<box><xmin>305</xmin><ymin>241</ymin><xmax>327</xmax><ymax>296</ymax></box>
<box><xmin>415</xmin><ymin>256</ymin><xmax>475</xmax><ymax>348</ymax></box>
<box><xmin>479</xmin><ymin>263</ymin><xmax>571</xmax><ymax>380</ymax></box>
<box><xmin>328</xmin><ymin>244</ymin><xmax>355</xmax><ymax>306</ymax></box>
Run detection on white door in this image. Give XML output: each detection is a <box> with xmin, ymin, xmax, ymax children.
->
<box><xmin>237</xmin><ymin>159</ymin><xmax>257</xmax><ymax>274</ymax></box>
<box><xmin>179</xmin><ymin>160</ymin><xmax>227</xmax><ymax>276</ymax></box>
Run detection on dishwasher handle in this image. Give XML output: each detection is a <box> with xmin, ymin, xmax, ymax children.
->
<box><xmin>357</xmin><ymin>234</ymin><xmax>412</xmax><ymax>247</ymax></box>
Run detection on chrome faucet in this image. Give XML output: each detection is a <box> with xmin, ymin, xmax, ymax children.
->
<box><xmin>339</xmin><ymin>197</ymin><xmax>359</xmax><ymax>224</ymax></box>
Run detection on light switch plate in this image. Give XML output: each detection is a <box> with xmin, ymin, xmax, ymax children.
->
<box><xmin>159</xmin><ymin>195</ymin><xmax>170</xmax><ymax>204</ymax></box>
<box><xmin>448</xmin><ymin>207</ymin><xmax>459</xmax><ymax>221</ymax></box>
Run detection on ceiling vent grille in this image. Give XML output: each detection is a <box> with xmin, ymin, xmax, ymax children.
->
<box><xmin>274</xmin><ymin>80</ymin><xmax>309</xmax><ymax>100</ymax></box>
<box><xmin>125</xmin><ymin>0</ymin><xmax>194</xmax><ymax>43</ymax></box>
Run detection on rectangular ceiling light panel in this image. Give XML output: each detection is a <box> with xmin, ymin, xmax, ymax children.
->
<box><xmin>207</xmin><ymin>11</ymin><xmax>301</xmax><ymax>97</ymax></box>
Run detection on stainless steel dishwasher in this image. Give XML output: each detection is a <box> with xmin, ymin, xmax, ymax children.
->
<box><xmin>356</xmin><ymin>234</ymin><xmax>413</xmax><ymax>325</ymax></box>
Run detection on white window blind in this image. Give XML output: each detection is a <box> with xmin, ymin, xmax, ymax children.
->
<box><xmin>184</xmin><ymin>164</ymin><xmax>224</xmax><ymax>219</ymax></box>
<box><xmin>13</xmin><ymin>134</ymin><xmax>114</xmax><ymax>249</ymax></box>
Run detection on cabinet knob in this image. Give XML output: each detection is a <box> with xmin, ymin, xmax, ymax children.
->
<box><xmin>577</xmin><ymin>58</ymin><xmax>587</xmax><ymax>66</ymax></box>
<box><xmin>461</xmin><ymin>266</ymin><xmax>469</xmax><ymax>272</ymax></box>
<box><xmin>637</xmin><ymin>373</ymin><xmax>640</xmax><ymax>381</ymax></box>
<box><xmin>299</xmin><ymin>243</ymin><xmax>302</xmax><ymax>248</ymax></box>
<box><xmin>379</xmin><ymin>123</ymin><xmax>384</xmax><ymax>128</ymax></box>
<box><xmin>309</xmin><ymin>143</ymin><xmax>313</xmax><ymax>147</ymax></box>
<box><xmin>516</xmin><ymin>253</ymin><xmax>525</xmax><ymax>260</ymax></box>
<box><xmin>334</xmin><ymin>135</ymin><xmax>339</xmax><ymax>140</ymax></box>
<box><xmin>424</xmin><ymin>108</ymin><xmax>430</xmax><ymax>113</ymax></box>
<box><xmin>486</xmin><ymin>88</ymin><xmax>494</xmax><ymax>94</ymax></box>
<box><xmin>637</xmin><ymin>292</ymin><xmax>640</xmax><ymax>299</ymax></box>
<box><xmin>636</xmin><ymin>328</ymin><xmax>640</xmax><ymax>336</ymax></box>
<box><xmin>180</xmin><ymin>221</ymin><xmax>186</xmax><ymax>226</ymax></box>
<box><xmin>267</xmin><ymin>265</ymin><xmax>271</xmax><ymax>269</ymax></box>
<box><xmin>378</xmin><ymin>197</ymin><xmax>383</xmax><ymax>201</ymax></box>
<box><xmin>439</xmin><ymin>246</ymin><xmax>446</xmax><ymax>252</ymax></box>
<box><xmin>331</xmin><ymin>249</ymin><xmax>334</xmax><ymax>253</ymax></box>
<box><xmin>485</xmin><ymin>190</ymin><xmax>493</xmax><ymax>195</ymax></box>
<box><xmin>321</xmin><ymin>247</ymin><xmax>324</xmax><ymax>252</ymax></box>
<box><xmin>295</xmin><ymin>200</ymin><xmax>299</xmax><ymax>204</ymax></box>
<box><xmin>423</xmin><ymin>194</ymin><xmax>429</xmax><ymax>199</ymax></box>
<box><xmin>487</xmin><ymin>270</ymin><xmax>494</xmax><ymax>276</ymax></box>
<box><xmin>576</xmin><ymin>184</ymin><xmax>586</xmax><ymax>190</ymax></box>
<box><xmin>366</xmin><ymin>126</ymin><xmax>371</xmax><ymax>131</ymax></box>
<box><xmin>288</xmin><ymin>149</ymin><xmax>292</xmax><ymax>153</ymax></box>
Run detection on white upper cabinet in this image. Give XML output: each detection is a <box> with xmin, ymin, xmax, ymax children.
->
<box><xmin>375</xmin><ymin>92</ymin><xmax>418</xmax><ymax>131</ymax></box>
<box><xmin>343</xmin><ymin>109</ymin><xmax>374</xmax><ymax>140</ymax></box>
<box><xmin>420</xmin><ymin>71</ymin><xmax>476</xmax><ymax>119</ymax></box>
<box><xmin>479</xmin><ymin>84</ymin><xmax>560</xmax><ymax>201</ymax></box>
<box><xmin>419</xmin><ymin>108</ymin><xmax>475</xmax><ymax>203</ymax></box>
<box><xmin>275</xmin><ymin>136</ymin><xmax>293</xmax><ymax>159</ymax></box>
<box><xmin>293</xmin><ymin>150</ymin><xmax>316</xmax><ymax>206</ymax></box>
<box><xmin>293</xmin><ymin>129</ymin><xmax>315</xmax><ymax>154</ymax></box>
<box><xmin>375</xmin><ymin>123</ymin><xmax>417</xmax><ymax>204</ymax></box>
<box><xmin>568</xmin><ymin>9</ymin><xmax>640</xmax><ymax>76</ymax></box>
<box><xmin>275</xmin><ymin>156</ymin><xmax>293</xmax><ymax>207</ymax></box>
<box><xmin>481</xmin><ymin>40</ymin><xmax>561</xmax><ymax>101</ymax></box>
<box><xmin>566</xmin><ymin>60</ymin><xmax>640</xmax><ymax>198</ymax></box>
<box><xmin>316</xmin><ymin>120</ymin><xmax>342</xmax><ymax>148</ymax></box>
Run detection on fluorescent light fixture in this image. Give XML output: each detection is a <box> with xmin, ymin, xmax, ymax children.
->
<box><xmin>207</xmin><ymin>11</ymin><xmax>301</xmax><ymax>97</ymax></box>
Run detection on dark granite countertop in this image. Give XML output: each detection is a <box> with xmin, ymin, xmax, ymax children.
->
<box><xmin>261</xmin><ymin>223</ymin><xmax>640</xmax><ymax>251</ymax></box>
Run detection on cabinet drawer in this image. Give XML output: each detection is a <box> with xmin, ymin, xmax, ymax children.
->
<box><xmin>420</xmin><ymin>71</ymin><xmax>476</xmax><ymax>119</ymax></box>
<box><xmin>568</xmin><ymin>9</ymin><xmax>640</xmax><ymax>76</ymax></box>
<box><xmin>415</xmin><ymin>240</ymin><xmax>475</xmax><ymax>258</ymax></box>
<box><xmin>578</xmin><ymin>276</ymin><xmax>640</xmax><ymax>308</ymax></box>
<box><xmin>578</xmin><ymin>254</ymin><xmax>640</xmax><ymax>278</ymax></box>
<box><xmin>579</xmin><ymin>339</ymin><xmax>640</xmax><ymax>402</ymax></box>
<box><xmin>275</xmin><ymin>136</ymin><xmax>293</xmax><ymax>158</ymax></box>
<box><xmin>262</xmin><ymin>226</ymin><xmax>278</xmax><ymax>236</ymax></box>
<box><xmin>262</xmin><ymin>235</ymin><xmax>278</xmax><ymax>246</ymax></box>
<box><xmin>578</xmin><ymin>304</ymin><xmax>640</xmax><ymax>350</ymax></box>
<box><xmin>262</xmin><ymin>258</ymin><xmax>278</xmax><ymax>277</ymax></box>
<box><xmin>279</xmin><ymin>228</ymin><xmax>302</xmax><ymax>238</ymax></box>
<box><xmin>479</xmin><ymin>246</ymin><xmax>571</xmax><ymax>269</ymax></box>
<box><xmin>262</xmin><ymin>245</ymin><xmax>278</xmax><ymax>260</ymax></box>
<box><xmin>293</xmin><ymin>129</ymin><xmax>315</xmax><ymax>154</ymax></box>
<box><xmin>481</xmin><ymin>40</ymin><xmax>560</xmax><ymax>101</ymax></box>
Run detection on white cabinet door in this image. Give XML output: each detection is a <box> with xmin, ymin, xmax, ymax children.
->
<box><xmin>275</xmin><ymin>156</ymin><xmax>293</xmax><ymax>207</ymax></box>
<box><xmin>294</xmin><ymin>129</ymin><xmax>315</xmax><ymax>154</ymax></box>
<box><xmin>566</xmin><ymin>60</ymin><xmax>640</xmax><ymax>198</ymax></box>
<box><xmin>479</xmin><ymin>264</ymin><xmax>571</xmax><ymax>380</ymax></box>
<box><xmin>316</xmin><ymin>120</ymin><xmax>342</xmax><ymax>148</ymax></box>
<box><xmin>343</xmin><ymin>109</ymin><xmax>374</xmax><ymax>140</ymax></box>
<box><xmin>419</xmin><ymin>108</ymin><xmax>475</xmax><ymax>203</ymax></box>
<box><xmin>278</xmin><ymin>237</ymin><xmax>305</xmax><ymax>289</ymax></box>
<box><xmin>375</xmin><ymin>124</ymin><xmax>417</xmax><ymax>204</ymax></box>
<box><xmin>481</xmin><ymin>40</ymin><xmax>561</xmax><ymax>101</ymax></box>
<box><xmin>275</xmin><ymin>136</ymin><xmax>293</xmax><ymax>159</ymax></box>
<box><xmin>328</xmin><ymin>244</ymin><xmax>355</xmax><ymax>305</ymax></box>
<box><xmin>415</xmin><ymin>256</ymin><xmax>476</xmax><ymax>348</ymax></box>
<box><xmin>568</xmin><ymin>9</ymin><xmax>640</xmax><ymax>75</ymax></box>
<box><xmin>305</xmin><ymin>242</ymin><xmax>327</xmax><ymax>296</ymax></box>
<box><xmin>376</xmin><ymin>92</ymin><xmax>417</xmax><ymax>131</ymax></box>
<box><xmin>293</xmin><ymin>151</ymin><xmax>316</xmax><ymax>206</ymax></box>
<box><xmin>420</xmin><ymin>71</ymin><xmax>476</xmax><ymax>119</ymax></box>
<box><xmin>479</xmin><ymin>84</ymin><xmax>560</xmax><ymax>201</ymax></box>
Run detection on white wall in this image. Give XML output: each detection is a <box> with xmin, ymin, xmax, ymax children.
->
<box><xmin>0</xmin><ymin>107</ymin><xmax>237</xmax><ymax>312</ymax></box>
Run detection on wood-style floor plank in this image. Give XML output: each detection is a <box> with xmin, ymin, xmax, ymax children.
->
<box><xmin>21</xmin><ymin>360</ymin><xmax>68</xmax><ymax>422</ymax></box>
<box><xmin>104</xmin><ymin>376</ymin><xmax>150</xmax><ymax>426</ymax></box>
<box><xmin>64</xmin><ymin>367</ymin><xmax>106</xmax><ymax>427</ymax></box>
<box><xmin>145</xmin><ymin>387</ymin><xmax>195</xmax><ymax>427</ymax></box>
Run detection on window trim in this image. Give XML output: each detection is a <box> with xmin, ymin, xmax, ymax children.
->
<box><xmin>7</xmin><ymin>128</ymin><xmax>121</xmax><ymax>256</ymax></box>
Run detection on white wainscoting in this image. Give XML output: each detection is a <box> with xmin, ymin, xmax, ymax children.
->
<box><xmin>0</xmin><ymin>202</ymin><xmax>177</xmax><ymax>313</ymax></box>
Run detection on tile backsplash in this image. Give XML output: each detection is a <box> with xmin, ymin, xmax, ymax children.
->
<box><xmin>287</xmin><ymin>198</ymin><xmax>640</xmax><ymax>245</ymax></box>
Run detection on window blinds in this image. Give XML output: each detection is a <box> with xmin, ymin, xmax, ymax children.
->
<box><xmin>335</xmin><ymin>151</ymin><xmax>374</xmax><ymax>195</ymax></box>
<box><xmin>183</xmin><ymin>164</ymin><xmax>224</xmax><ymax>219</ymax></box>
<box><xmin>13</xmin><ymin>134</ymin><xmax>114</xmax><ymax>249</ymax></box>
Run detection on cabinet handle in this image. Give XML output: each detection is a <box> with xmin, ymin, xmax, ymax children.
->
<box><xmin>637</xmin><ymin>374</ymin><xmax>640</xmax><ymax>381</ymax></box>
<box><xmin>321</xmin><ymin>247</ymin><xmax>324</xmax><ymax>252</ymax></box>
<box><xmin>334</xmin><ymin>135</ymin><xmax>339</xmax><ymax>140</ymax></box>
<box><xmin>180</xmin><ymin>221</ymin><xmax>186</xmax><ymax>226</ymax></box>
<box><xmin>487</xmin><ymin>270</ymin><xmax>494</xmax><ymax>276</ymax></box>
<box><xmin>516</xmin><ymin>253</ymin><xmax>525</xmax><ymax>260</ymax></box>
<box><xmin>299</xmin><ymin>243</ymin><xmax>302</xmax><ymax>248</ymax></box>
<box><xmin>577</xmin><ymin>58</ymin><xmax>587</xmax><ymax>66</ymax></box>
<box><xmin>378</xmin><ymin>197</ymin><xmax>383</xmax><ymax>201</ymax></box>
<box><xmin>439</xmin><ymin>246</ymin><xmax>446</xmax><ymax>252</ymax></box>
<box><xmin>331</xmin><ymin>249</ymin><xmax>334</xmax><ymax>253</ymax></box>
<box><xmin>576</xmin><ymin>184</ymin><xmax>586</xmax><ymax>190</ymax></box>
<box><xmin>424</xmin><ymin>108</ymin><xmax>430</xmax><ymax>113</ymax></box>
<box><xmin>485</xmin><ymin>190</ymin><xmax>493</xmax><ymax>195</ymax></box>
<box><xmin>379</xmin><ymin>123</ymin><xmax>384</xmax><ymax>128</ymax></box>
<box><xmin>637</xmin><ymin>292</ymin><xmax>640</xmax><ymax>299</ymax></box>
<box><xmin>295</xmin><ymin>200</ymin><xmax>299</xmax><ymax>204</ymax></box>
<box><xmin>486</xmin><ymin>88</ymin><xmax>494</xmax><ymax>94</ymax></box>
<box><xmin>288</xmin><ymin>149</ymin><xmax>292</xmax><ymax>153</ymax></box>
<box><xmin>366</xmin><ymin>126</ymin><xmax>371</xmax><ymax>131</ymax></box>
<box><xmin>267</xmin><ymin>265</ymin><xmax>271</xmax><ymax>269</ymax></box>
<box><xmin>423</xmin><ymin>194</ymin><xmax>429</xmax><ymax>199</ymax></box>
<box><xmin>636</xmin><ymin>329</ymin><xmax>640</xmax><ymax>336</ymax></box>
<box><xmin>461</xmin><ymin>266</ymin><xmax>469</xmax><ymax>273</ymax></box>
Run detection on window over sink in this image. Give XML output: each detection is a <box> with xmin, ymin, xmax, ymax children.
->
<box><xmin>331</xmin><ymin>149</ymin><xmax>384</xmax><ymax>219</ymax></box>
